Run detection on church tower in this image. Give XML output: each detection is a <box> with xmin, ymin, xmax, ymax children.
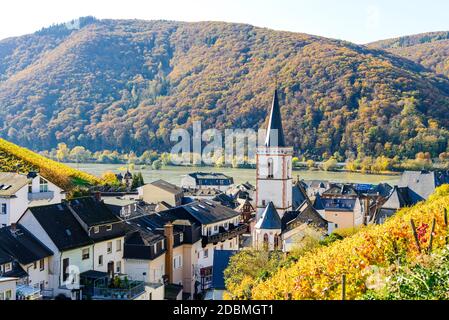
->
<box><xmin>256</xmin><ymin>89</ymin><xmax>293</xmax><ymax>219</ymax></box>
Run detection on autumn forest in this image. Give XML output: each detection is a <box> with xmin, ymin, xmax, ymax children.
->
<box><xmin>1</xmin><ymin>17</ymin><xmax>449</xmax><ymax>161</ymax></box>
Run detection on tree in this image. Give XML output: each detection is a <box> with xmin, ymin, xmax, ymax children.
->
<box><xmin>322</xmin><ymin>158</ymin><xmax>338</xmax><ymax>171</ymax></box>
<box><xmin>70</xmin><ymin>146</ymin><xmax>91</xmax><ymax>163</ymax></box>
<box><xmin>152</xmin><ymin>159</ymin><xmax>162</xmax><ymax>170</ymax></box>
<box><xmin>56</xmin><ymin>143</ymin><xmax>70</xmax><ymax>162</ymax></box>
<box><xmin>306</xmin><ymin>159</ymin><xmax>315</xmax><ymax>169</ymax></box>
<box><xmin>292</xmin><ymin>157</ymin><xmax>300</xmax><ymax>167</ymax></box>
<box><xmin>101</xmin><ymin>171</ymin><xmax>120</xmax><ymax>186</ymax></box>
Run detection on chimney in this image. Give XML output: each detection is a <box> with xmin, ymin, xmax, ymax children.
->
<box><xmin>94</xmin><ymin>191</ymin><xmax>101</xmax><ymax>202</ymax></box>
<box><xmin>164</xmin><ymin>223</ymin><xmax>174</xmax><ymax>283</ymax></box>
<box><xmin>10</xmin><ymin>223</ymin><xmax>17</xmax><ymax>232</ymax></box>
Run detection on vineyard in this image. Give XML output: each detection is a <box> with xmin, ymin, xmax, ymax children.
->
<box><xmin>226</xmin><ymin>185</ymin><xmax>449</xmax><ymax>300</ymax></box>
<box><xmin>0</xmin><ymin>138</ymin><xmax>101</xmax><ymax>190</ymax></box>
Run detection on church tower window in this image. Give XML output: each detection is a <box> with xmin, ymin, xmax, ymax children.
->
<box><xmin>268</xmin><ymin>158</ymin><xmax>274</xmax><ymax>178</ymax></box>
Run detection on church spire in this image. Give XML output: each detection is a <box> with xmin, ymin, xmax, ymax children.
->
<box><xmin>265</xmin><ymin>89</ymin><xmax>286</xmax><ymax>148</ymax></box>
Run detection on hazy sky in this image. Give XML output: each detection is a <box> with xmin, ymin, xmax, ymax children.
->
<box><xmin>1</xmin><ymin>0</ymin><xmax>449</xmax><ymax>43</ymax></box>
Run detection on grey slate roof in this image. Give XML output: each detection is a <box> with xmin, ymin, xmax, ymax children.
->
<box><xmin>0</xmin><ymin>247</ymin><xmax>13</xmax><ymax>265</ymax></box>
<box><xmin>265</xmin><ymin>89</ymin><xmax>286</xmax><ymax>148</ymax></box>
<box><xmin>151</xmin><ymin>179</ymin><xmax>183</xmax><ymax>194</ymax></box>
<box><xmin>323</xmin><ymin>184</ymin><xmax>359</xmax><ymax>197</ymax></box>
<box><xmin>187</xmin><ymin>172</ymin><xmax>234</xmax><ymax>185</ymax></box>
<box><xmin>313</xmin><ymin>193</ymin><xmax>325</xmax><ymax>210</ymax></box>
<box><xmin>399</xmin><ymin>171</ymin><xmax>449</xmax><ymax>203</ymax></box>
<box><xmin>28</xmin><ymin>203</ymin><xmax>93</xmax><ymax>251</ymax></box>
<box><xmin>69</xmin><ymin>197</ymin><xmax>120</xmax><ymax>227</ymax></box>
<box><xmin>292</xmin><ymin>183</ymin><xmax>309</xmax><ymax>210</ymax></box>
<box><xmin>256</xmin><ymin>202</ymin><xmax>282</xmax><ymax>230</ymax></box>
<box><xmin>181</xmin><ymin>200</ymin><xmax>239</xmax><ymax>225</ymax></box>
<box><xmin>321</xmin><ymin>198</ymin><xmax>357</xmax><ymax>212</ymax></box>
<box><xmin>282</xmin><ymin>202</ymin><xmax>328</xmax><ymax>232</ymax></box>
<box><xmin>212</xmin><ymin>250</ymin><xmax>237</xmax><ymax>290</ymax></box>
<box><xmin>0</xmin><ymin>225</ymin><xmax>53</xmax><ymax>265</ymax></box>
<box><xmin>381</xmin><ymin>186</ymin><xmax>413</xmax><ymax>209</ymax></box>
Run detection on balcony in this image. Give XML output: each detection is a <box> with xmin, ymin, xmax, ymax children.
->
<box><xmin>80</xmin><ymin>271</ymin><xmax>145</xmax><ymax>300</ymax></box>
<box><xmin>202</xmin><ymin>223</ymin><xmax>248</xmax><ymax>246</ymax></box>
<box><xmin>28</xmin><ymin>191</ymin><xmax>54</xmax><ymax>201</ymax></box>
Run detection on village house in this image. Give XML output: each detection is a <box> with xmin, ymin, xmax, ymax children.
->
<box><xmin>0</xmin><ymin>172</ymin><xmax>65</xmax><ymax>228</ymax></box>
<box><xmin>373</xmin><ymin>186</ymin><xmax>414</xmax><ymax>224</ymax></box>
<box><xmin>181</xmin><ymin>172</ymin><xmax>234</xmax><ymax>192</ymax></box>
<box><xmin>0</xmin><ymin>224</ymin><xmax>53</xmax><ymax>299</ymax></box>
<box><xmin>398</xmin><ymin>170</ymin><xmax>449</xmax><ymax>203</ymax></box>
<box><xmin>0</xmin><ymin>276</ymin><xmax>17</xmax><ymax>300</ymax></box>
<box><xmin>17</xmin><ymin>197</ymin><xmax>137</xmax><ymax>300</ymax></box>
<box><xmin>138</xmin><ymin>179</ymin><xmax>184</xmax><ymax>207</ymax></box>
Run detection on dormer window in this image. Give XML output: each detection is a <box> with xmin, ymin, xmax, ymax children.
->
<box><xmin>180</xmin><ymin>233</ymin><xmax>184</xmax><ymax>242</ymax></box>
<box><xmin>106</xmin><ymin>225</ymin><xmax>112</xmax><ymax>231</ymax></box>
<box><xmin>39</xmin><ymin>178</ymin><xmax>48</xmax><ymax>193</ymax></box>
<box><xmin>4</xmin><ymin>262</ymin><xmax>12</xmax><ymax>272</ymax></box>
<box><xmin>94</xmin><ymin>226</ymin><xmax>100</xmax><ymax>234</ymax></box>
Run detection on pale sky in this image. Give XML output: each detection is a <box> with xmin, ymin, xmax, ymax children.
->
<box><xmin>1</xmin><ymin>0</ymin><xmax>449</xmax><ymax>44</ymax></box>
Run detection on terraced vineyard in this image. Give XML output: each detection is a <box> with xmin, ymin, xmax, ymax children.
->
<box><xmin>0</xmin><ymin>138</ymin><xmax>101</xmax><ymax>190</ymax></box>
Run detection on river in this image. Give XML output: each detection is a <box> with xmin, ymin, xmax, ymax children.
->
<box><xmin>65</xmin><ymin>163</ymin><xmax>400</xmax><ymax>186</ymax></box>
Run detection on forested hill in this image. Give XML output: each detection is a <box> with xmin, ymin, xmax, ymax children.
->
<box><xmin>2</xmin><ymin>18</ymin><xmax>449</xmax><ymax>159</ymax></box>
<box><xmin>368</xmin><ymin>31</ymin><xmax>449</xmax><ymax>78</ymax></box>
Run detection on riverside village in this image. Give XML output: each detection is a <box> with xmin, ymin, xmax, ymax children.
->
<box><xmin>0</xmin><ymin>89</ymin><xmax>447</xmax><ymax>301</ymax></box>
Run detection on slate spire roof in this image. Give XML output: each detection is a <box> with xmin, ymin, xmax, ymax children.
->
<box><xmin>255</xmin><ymin>202</ymin><xmax>282</xmax><ymax>230</ymax></box>
<box><xmin>265</xmin><ymin>89</ymin><xmax>286</xmax><ymax>148</ymax></box>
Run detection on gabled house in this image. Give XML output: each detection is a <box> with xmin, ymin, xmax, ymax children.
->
<box><xmin>0</xmin><ymin>172</ymin><xmax>65</xmax><ymax>228</ymax></box>
<box><xmin>0</xmin><ymin>277</ymin><xmax>17</xmax><ymax>300</ymax></box>
<box><xmin>18</xmin><ymin>197</ymin><xmax>129</xmax><ymax>299</ymax></box>
<box><xmin>253</xmin><ymin>200</ymin><xmax>328</xmax><ymax>252</ymax></box>
<box><xmin>320</xmin><ymin>197</ymin><xmax>364</xmax><ymax>230</ymax></box>
<box><xmin>138</xmin><ymin>179</ymin><xmax>184</xmax><ymax>207</ymax></box>
<box><xmin>399</xmin><ymin>170</ymin><xmax>449</xmax><ymax>203</ymax></box>
<box><xmin>67</xmin><ymin>197</ymin><xmax>128</xmax><ymax>277</ymax></box>
<box><xmin>373</xmin><ymin>186</ymin><xmax>414</xmax><ymax>224</ymax></box>
<box><xmin>181</xmin><ymin>172</ymin><xmax>234</xmax><ymax>192</ymax></box>
<box><xmin>0</xmin><ymin>224</ymin><xmax>53</xmax><ymax>299</ymax></box>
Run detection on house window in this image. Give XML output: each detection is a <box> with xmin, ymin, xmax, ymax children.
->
<box><xmin>213</xmin><ymin>225</ymin><xmax>218</xmax><ymax>232</ymax></box>
<box><xmin>116</xmin><ymin>261</ymin><xmax>121</xmax><ymax>273</ymax></box>
<box><xmin>4</xmin><ymin>262</ymin><xmax>12</xmax><ymax>272</ymax></box>
<box><xmin>1</xmin><ymin>204</ymin><xmax>6</xmax><ymax>215</ymax></box>
<box><xmin>116</xmin><ymin>239</ymin><xmax>122</xmax><ymax>252</ymax></box>
<box><xmin>173</xmin><ymin>255</ymin><xmax>182</xmax><ymax>269</ymax></box>
<box><xmin>28</xmin><ymin>181</ymin><xmax>32</xmax><ymax>193</ymax></box>
<box><xmin>107</xmin><ymin>242</ymin><xmax>112</xmax><ymax>254</ymax></box>
<box><xmin>161</xmin><ymin>240</ymin><xmax>165</xmax><ymax>250</ymax></box>
<box><xmin>98</xmin><ymin>255</ymin><xmax>103</xmax><ymax>266</ymax></box>
<box><xmin>262</xmin><ymin>200</ymin><xmax>266</xmax><ymax>207</ymax></box>
<box><xmin>39</xmin><ymin>259</ymin><xmax>45</xmax><ymax>271</ymax></box>
<box><xmin>106</xmin><ymin>225</ymin><xmax>112</xmax><ymax>231</ymax></box>
<box><xmin>62</xmin><ymin>258</ymin><xmax>69</xmax><ymax>282</ymax></box>
<box><xmin>5</xmin><ymin>290</ymin><xmax>12</xmax><ymax>300</ymax></box>
<box><xmin>33</xmin><ymin>261</ymin><xmax>37</xmax><ymax>269</ymax></box>
<box><xmin>179</xmin><ymin>233</ymin><xmax>184</xmax><ymax>243</ymax></box>
<box><xmin>39</xmin><ymin>177</ymin><xmax>48</xmax><ymax>193</ymax></box>
<box><xmin>94</xmin><ymin>226</ymin><xmax>100</xmax><ymax>233</ymax></box>
<box><xmin>203</xmin><ymin>248</ymin><xmax>208</xmax><ymax>259</ymax></box>
<box><xmin>82</xmin><ymin>248</ymin><xmax>90</xmax><ymax>260</ymax></box>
